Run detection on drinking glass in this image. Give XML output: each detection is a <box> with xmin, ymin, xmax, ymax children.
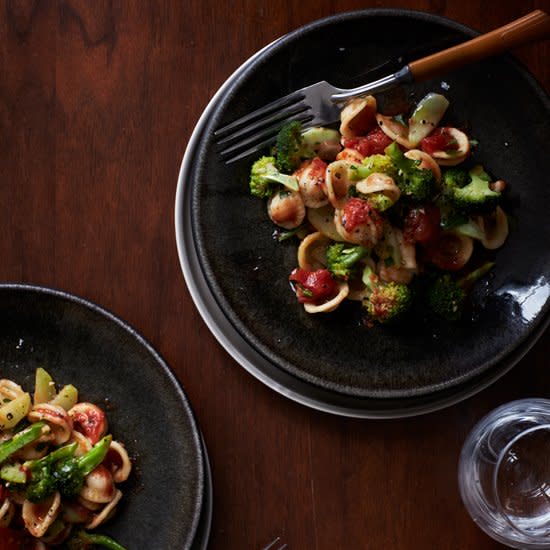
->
<box><xmin>458</xmin><ymin>398</ymin><xmax>550</xmax><ymax>549</ymax></box>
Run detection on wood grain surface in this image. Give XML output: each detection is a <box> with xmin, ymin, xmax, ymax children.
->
<box><xmin>1</xmin><ymin>1</ymin><xmax>549</xmax><ymax>548</ymax></box>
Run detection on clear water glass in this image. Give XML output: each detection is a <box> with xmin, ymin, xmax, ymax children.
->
<box><xmin>458</xmin><ymin>399</ymin><xmax>550</xmax><ymax>549</ymax></box>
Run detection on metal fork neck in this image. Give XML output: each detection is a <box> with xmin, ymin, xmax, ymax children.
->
<box><xmin>330</xmin><ymin>66</ymin><xmax>413</xmax><ymax>103</ymax></box>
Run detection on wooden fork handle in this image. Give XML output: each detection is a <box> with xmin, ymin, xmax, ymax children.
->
<box><xmin>409</xmin><ymin>10</ymin><xmax>550</xmax><ymax>82</ymax></box>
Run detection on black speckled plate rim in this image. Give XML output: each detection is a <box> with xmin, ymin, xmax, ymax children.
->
<box><xmin>0</xmin><ymin>283</ymin><xmax>206</xmax><ymax>547</ymax></box>
<box><xmin>176</xmin><ymin>9</ymin><xmax>550</xmax><ymax>417</ymax></box>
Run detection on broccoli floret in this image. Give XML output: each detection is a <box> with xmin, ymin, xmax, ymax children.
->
<box><xmin>442</xmin><ymin>165</ymin><xmax>501</xmax><ymax>214</ymax></box>
<box><xmin>362</xmin><ymin>266</ymin><xmax>413</xmax><ymax>323</ymax></box>
<box><xmin>385</xmin><ymin>142</ymin><xmax>436</xmax><ymax>202</ymax></box>
<box><xmin>353</xmin><ymin>154</ymin><xmax>398</xmax><ymax>180</ymax></box>
<box><xmin>53</xmin><ymin>435</ymin><xmax>112</xmax><ymax>498</ymax></box>
<box><xmin>26</xmin><ymin>465</ymin><xmax>57</xmax><ymax>502</ymax></box>
<box><xmin>275</xmin><ymin>120</ymin><xmax>304</xmax><ymax>173</ymax></box>
<box><xmin>326</xmin><ymin>243</ymin><xmax>369</xmax><ymax>280</ymax></box>
<box><xmin>427</xmin><ymin>262</ymin><xmax>495</xmax><ymax>321</ymax></box>
<box><xmin>249</xmin><ymin>156</ymin><xmax>298</xmax><ymax>198</ymax></box>
<box><xmin>441</xmin><ymin>167</ymin><xmax>470</xmax><ymax>191</ymax></box>
<box><xmin>275</xmin><ymin>121</ymin><xmax>341</xmax><ymax>171</ymax></box>
<box><xmin>23</xmin><ymin>435</ymin><xmax>111</xmax><ymax>502</ymax></box>
<box><xmin>367</xmin><ymin>194</ymin><xmax>394</xmax><ymax>212</ymax></box>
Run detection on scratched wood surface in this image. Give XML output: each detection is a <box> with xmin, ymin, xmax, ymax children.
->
<box><xmin>1</xmin><ymin>1</ymin><xmax>549</xmax><ymax>548</ymax></box>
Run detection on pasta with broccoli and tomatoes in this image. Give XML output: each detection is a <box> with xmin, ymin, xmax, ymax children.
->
<box><xmin>248</xmin><ymin>93</ymin><xmax>509</xmax><ymax>324</ymax></box>
<box><xmin>0</xmin><ymin>368</ymin><xmax>130</xmax><ymax>549</ymax></box>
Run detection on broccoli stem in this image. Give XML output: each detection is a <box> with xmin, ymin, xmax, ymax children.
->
<box><xmin>0</xmin><ymin>421</ymin><xmax>46</xmax><ymax>464</ymax></box>
<box><xmin>70</xmin><ymin>530</ymin><xmax>127</xmax><ymax>550</ymax></box>
<box><xmin>78</xmin><ymin>435</ymin><xmax>112</xmax><ymax>476</ymax></box>
<box><xmin>26</xmin><ymin>441</ymin><xmax>78</xmax><ymax>471</ymax></box>
<box><xmin>0</xmin><ymin>463</ymin><xmax>27</xmax><ymax>483</ymax></box>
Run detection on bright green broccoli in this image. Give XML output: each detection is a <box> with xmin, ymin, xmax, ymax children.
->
<box><xmin>24</xmin><ymin>435</ymin><xmax>112</xmax><ymax>502</ymax></box>
<box><xmin>385</xmin><ymin>142</ymin><xmax>436</xmax><ymax>202</ymax></box>
<box><xmin>64</xmin><ymin>530</ymin><xmax>127</xmax><ymax>550</ymax></box>
<box><xmin>427</xmin><ymin>262</ymin><xmax>495</xmax><ymax>321</ymax></box>
<box><xmin>361</xmin><ymin>265</ymin><xmax>413</xmax><ymax>323</ymax></box>
<box><xmin>52</xmin><ymin>435</ymin><xmax>112</xmax><ymax>498</ymax></box>
<box><xmin>275</xmin><ymin>122</ymin><xmax>341</xmax><ymax>173</ymax></box>
<box><xmin>249</xmin><ymin>156</ymin><xmax>298</xmax><ymax>198</ymax></box>
<box><xmin>275</xmin><ymin>120</ymin><xmax>303</xmax><ymax>173</ymax></box>
<box><xmin>442</xmin><ymin>165</ymin><xmax>501</xmax><ymax>214</ymax></box>
<box><xmin>326</xmin><ymin>243</ymin><xmax>369</xmax><ymax>280</ymax></box>
<box><xmin>352</xmin><ymin>154</ymin><xmax>398</xmax><ymax>180</ymax></box>
<box><xmin>0</xmin><ymin>421</ymin><xmax>46</xmax><ymax>464</ymax></box>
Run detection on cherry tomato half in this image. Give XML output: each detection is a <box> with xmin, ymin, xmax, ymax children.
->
<box><xmin>403</xmin><ymin>205</ymin><xmax>441</xmax><ymax>244</ymax></box>
<box><xmin>289</xmin><ymin>268</ymin><xmax>337</xmax><ymax>304</ymax></box>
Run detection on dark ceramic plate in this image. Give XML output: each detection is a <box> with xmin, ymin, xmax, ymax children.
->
<box><xmin>0</xmin><ymin>284</ymin><xmax>205</xmax><ymax>549</ymax></box>
<box><xmin>177</xmin><ymin>9</ymin><xmax>550</xmax><ymax>412</ymax></box>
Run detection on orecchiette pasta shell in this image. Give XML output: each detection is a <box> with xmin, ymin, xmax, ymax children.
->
<box><xmin>356</xmin><ymin>173</ymin><xmax>401</xmax><ymax>203</ymax></box>
<box><xmin>106</xmin><ymin>440</ymin><xmax>132</xmax><ymax>483</ymax></box>
<box><xmin>80</xmin><ymin>465</ymin><xmax>115</xmax><ymax>504</ymax></box>
<box><xmin>28</xmin><ymin>403</ymin><xmax>73</xmax><ymax>446</ymax></box>
<box><xmin>267</xmin><ymin>190</ymin><xmax>305</xmax><ymax>230</ymax></box>
<box><xmin>303</xmin><ymin>282</ymin><xmax>349</xmax><ymax>314</ymax></box>
<box><xmin>295</xmin><ymin>158</ymin><xmax>329</xmax><ymax>209</ymax></box>
<box><xmin>297</xmin><ymin>232</ymin><xmax>331</xmax><ymax>271</ymax></box>
<box><xmin>325</xmin><ymin>160</ymin><xmax>356</xmax><ymax>209</ymax></box>
<box><xmin>0</xmin><ymin>379</ymin><xmax>25</xmax><ymax>401</ymax></box>
<box><xmin>375</xmin><ymin>114</ymin><xmax>414</xmax><ymax>149</ymax></box>
<box><xmin>479</xmin><ymin>206</ymin><xmax>509</xmax><ymax>250</ymax></box>
<box><xmin>22</xmin><ymin>491</ymin><xmax>61</xmax><ymax>538</ymax></box>
<box><xmin>307</xmin><ymin>205</ymin><xmax>344</xmax><ymax>242</ymax></box>
<box><xmin>86</xmin><ymin>489</ymin><xmax>123</xmax><ymax>530</ymax></box>
<box><xmin>339</xmin><ymin>96</ymin><xmax>377</xmax><ymax>138</ymax></box>
<box><xmin>430</xmin><ymin>128</ymin><xmax>470</xmax><ymax>166</ymax></box>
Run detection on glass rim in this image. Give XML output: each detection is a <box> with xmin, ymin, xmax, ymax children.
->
<box><xmin>492</xmin><ymin>423</ymin><xmax>550</xmax><ymax>541</ymax></box>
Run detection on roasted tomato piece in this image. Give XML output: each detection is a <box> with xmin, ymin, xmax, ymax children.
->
<box><xmin>420</xmin><ymin>127</ymin><xmax>460</xmax><ymax>155</ymax></box>
<box><xmin>342</xmin><ymin>127</ymin><xmax>393</xmax><ymax>156</ymax></box>
<box><xmin>342</xmin><ymin>198</ymin><xmax>382</xmax><ymax>233</ymax></box>
<box><xmin>289</xmin><ymin>268</ymin><xmax>337</xmax><ymax>304</ymax></box>
<box><xmin>69</xmin><ymin>403</ymin><xmax>107</xmax><ymax>444</ymax></box>
<box><xmin>424</xmin><ymin>232</ymin><xmax>473</xmax><ymax>271</ymax></box>
<box><xmin>403</xmin><ymin>205</ymin><xmax>441</xmax><ymax>243</ymax></box>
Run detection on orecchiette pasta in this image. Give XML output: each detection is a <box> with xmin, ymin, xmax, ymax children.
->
<box><xmin>248</xmin><ymin>92</ymin><xmax>510</xmax><ymax>322</ymax></box>
<box><xmin>0</xmin><ymin>368</ymin><xmax>131</xmax><ymax>548</ymax></box>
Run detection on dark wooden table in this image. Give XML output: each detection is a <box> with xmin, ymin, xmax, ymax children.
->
<box><xmin>2</xmin><ymin>1</ymin><xmax>549</xmax><ymax>548</ymax></box>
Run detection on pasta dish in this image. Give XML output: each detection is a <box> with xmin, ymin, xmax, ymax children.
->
<box><xmin>0</xmin><ymin>368</ymin><xmax>130</xmax><ymax>549</ymax></box>
<box><xmin>248</xmin><ymin>93</ymin><xmax>509</xmax><ymax>324</ymax></box>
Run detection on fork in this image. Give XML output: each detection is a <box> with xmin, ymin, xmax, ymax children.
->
<box><xmin>215</xmin><ymin>9</ymin><xmax>550</xmax><ymax>163</ymax></box>
<box><xmin>261</xmin><ymin>536</ymin><xmax>288</xmax><ymax>550</ymax></box>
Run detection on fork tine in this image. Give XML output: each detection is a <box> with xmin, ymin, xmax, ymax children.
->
<box><xmin>261</xmin><ymin>537</ymin><xmax>287</xmax><ymax>550</ymax></box>
<box><xmin>215</xmin><ymin>91</ymin><xmax>305</xmax><ymax>137</ymax></box>
<box><xmin>216</xmin><ymin>101</ymin><xmax>309</xmax><ymax>146</ymax></box>
<box><xmin>220</xmin><ymin>116</ymin><xmax>314</xmax><ymax>164</ymax></box>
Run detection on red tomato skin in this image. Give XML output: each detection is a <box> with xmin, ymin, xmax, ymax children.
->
<box><xmin>71</xmin><ymin>405</ymin><xmax>106</xmax><ymax>444</ymax></box>
<box><xmin>424</xmin><ymin>232</ymin><xmax>468</xmax><ymax>271</ymax></box>
<box><xmin>342</xmin><ymin>198</ymin><xmax>381</xmax><ymax>232</ymax></box>
<box><xmin>420</xmin><ymin>127</ymin><xmax>460</xmax><ymax>155</ymax></box>
<box><xmin>403</xmin><ymin>205</ymin><xmax>441</xmax><ymax>244</ymax></box>
<box><xmin>343</xmin><ymin>127</ymin><xmax>392</xmax><ymax>156</ymax></box>
<box><xmin>289</xmin><ymin>268</ymin><xmax>337</xmax><ymax>304</ymax></box>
